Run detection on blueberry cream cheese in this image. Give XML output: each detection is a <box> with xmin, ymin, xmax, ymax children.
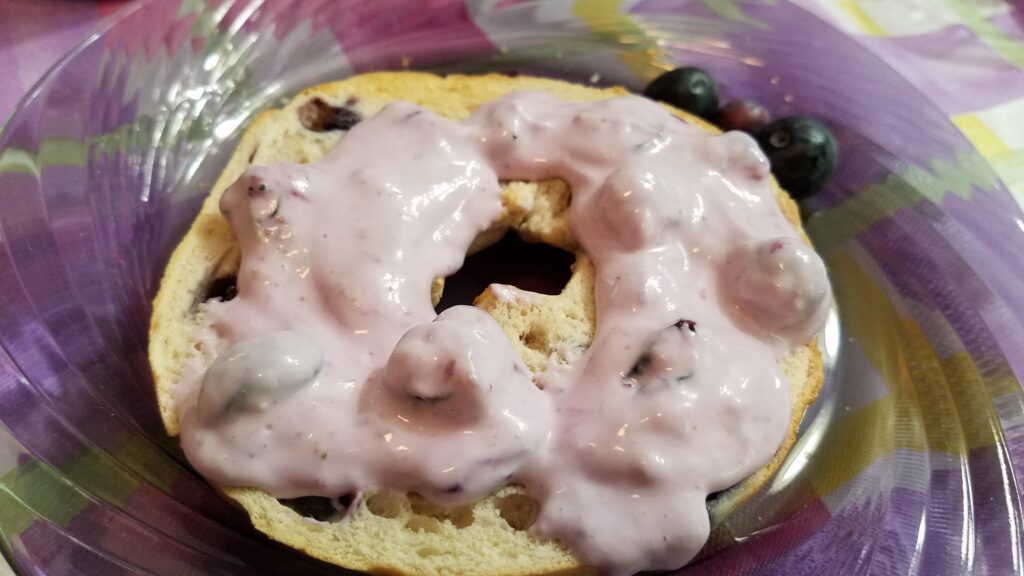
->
<box><xmin>150</xmin><ymin>73</ymin><xmax>831</xmax><ymax>576</ymax></box>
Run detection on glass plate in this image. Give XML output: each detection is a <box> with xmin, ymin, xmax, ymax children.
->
<box><xmin>1</xmin><ymin>1</ymin><xmax>1021</xmax><ymax>574</ymax></box>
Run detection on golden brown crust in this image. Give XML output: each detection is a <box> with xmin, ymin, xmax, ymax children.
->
<box><xmin>149</xmin><ymin>72</ymin><xmax>825</xmax><ymax>575</ymax></box>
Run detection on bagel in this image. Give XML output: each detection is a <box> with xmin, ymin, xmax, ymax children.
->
<box><xmin>149</xmin><ymin>72</ymin><xmax>826</xmax><ymax>576</ymax></box>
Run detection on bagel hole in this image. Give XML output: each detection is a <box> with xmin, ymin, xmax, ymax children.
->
<box><xmin>203</xmin><ymin>275</ymin><xmax>238</xmax><ymax>303</ymax></box>
<box><xmin>495</xmin><ymin>492</ymin><xmax>539</xmax><ymax>531</ymax></box>
<box><xmin>298</xmin><ymin>97</ymin><xmax>362</xmax><ymax>132</ymax></box>
<box><xmin>279</xmin><ymin>494</ymin><xmax>353</xmax><ymax>522</ymax></box>
<box><xmin>435</xmin><ymin>232</ymin><xmax>574</xmax><ymax>313</ymax></box>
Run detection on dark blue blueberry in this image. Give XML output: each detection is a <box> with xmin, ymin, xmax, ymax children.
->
<box><xmin>643</xmin><ymin>67</ymin><xmax>720</xmax><ymax>120</ymax></box>
<box><xmin>298</xmin><ymin>97</ymin><xmax>362</xmax><ymax>132</ymax></box>
<box><xmin>756</xmin><ymin>116</ymin><xmax>838</xmax><ymax>198</ymax></box>
<box><xmin>716</xmin><ymin>100</ymin><xmax>772</xmax><ymax>133</ymax></box>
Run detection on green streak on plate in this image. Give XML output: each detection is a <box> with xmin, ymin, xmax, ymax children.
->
<box><xmin>700</xmin><ymin>0</ymin><xmax>771</xmax><ymax>30</ymax></box>
<box><xmin>807</xmin><ymin>152</ymin><xmax>997</xmax><ymax>254</ymax></box>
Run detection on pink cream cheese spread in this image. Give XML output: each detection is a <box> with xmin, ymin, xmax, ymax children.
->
<box><xmin>174</xmin><ymin>92</ymin><xmax>831</xmax><ymax>575</ymax></box>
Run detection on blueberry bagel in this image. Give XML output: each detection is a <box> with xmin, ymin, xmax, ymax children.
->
<box><xmin>149</xmin><ymin>72</ymin><xmax>828</xmax><ymax>576</ymax></box>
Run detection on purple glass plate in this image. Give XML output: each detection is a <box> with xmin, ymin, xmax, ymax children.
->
<box><xmin>0</xmin><ymin>1</ymin><xmax>1021</xmax><ymax>574</ymax></box>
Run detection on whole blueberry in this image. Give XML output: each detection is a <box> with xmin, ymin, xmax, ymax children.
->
<box><xmin>643</xmin><ymin>67</ymin><xmax>720</xmax><ymax>119</ymax></box>
<box><xmin>756</xmin><ymin>116</ymin><xmax>838</xmax><ymax>198</ymax></box>
<box><xmin>716</xmin><ymin>100</ymin><xmax>772</xmax><ymax>133</ymax></box>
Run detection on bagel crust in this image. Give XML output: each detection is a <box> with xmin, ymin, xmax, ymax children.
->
<box><xmin>149</xmin><ymin>72</ymin><xmax>826</xmax><ymax>576</ymax></box>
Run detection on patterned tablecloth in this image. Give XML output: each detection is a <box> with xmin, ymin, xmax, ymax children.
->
<box><xmin>0</xmin><ymin>1</ymin><xmax>1022</xmax><ymax>575</ymax></box>
<box><xmin>2</xmin><ymin>0</ymin><xmax>1023</xmax><ymax>208</ymax></box>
